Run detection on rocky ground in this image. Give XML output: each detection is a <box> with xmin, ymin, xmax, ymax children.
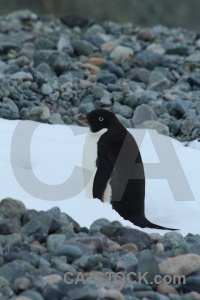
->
<box><xmin>1</xmin><ymin>9</ymin><xmax>200</xmax><ymax>300</ymax></box>
<box><xmin>0</xmin><ymin>10</ymin><xmax>200</xmax><ymax>141</ymax></box>
<box><xmin>0</xmin><ymin>198</ymin><xmax>200</xmax><ymax>300</ymax></box>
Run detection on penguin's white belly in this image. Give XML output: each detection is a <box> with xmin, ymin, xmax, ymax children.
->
<box><xmin>83</xmin><ymin>129</ymin><xmax>111</xmax><ymax>203</ymax></box>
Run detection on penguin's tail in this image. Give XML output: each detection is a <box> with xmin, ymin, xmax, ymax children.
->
<box><xmin>130</xmin><ymin>214</ymin><xmax>178</xmax><ymax>231</ymax></box>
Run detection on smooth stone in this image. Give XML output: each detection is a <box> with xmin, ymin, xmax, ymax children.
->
<box><xmin>34</xmin><ymin>50</ymin><xmax>69</xmax><ymax>73</ymax></box>
<box><xmin>181</xmin><ymin>116</ymin><xmax>200</xmax><ymax>135</ymax></box>
<box><xmin>100</xmin><ymin>226</ymin><xmax>151</xmax><ymax>251</ymax></box>
<box><xmin>183</xmin><ymin>275</ymin><xmax>200</xmax><ymax>293</ymax></box>
<box><xmin>55</xmin><ymin>245</ymin><xmax>82</xmax><ymax>260</ymax></box>
<box><xmin>124</xmin><ymin>92</ymin><xmax>140</xmax><ymax>108</ymax></box>
<box><xmin>10</xmin><ymin>72</ymin><xmax>33</xmax><ymax>81</ymax></box>
<box><xmin>79</xmin><ymin>102</ymin><xmax>95</xmax><ymax>114</ymax></box>
<box><xmin>116</xmin><ymin>252</ymin><xmax>138</xmax><ymax>272</ymax></box>
<box><xmin>46</xmin><ymin>234</ymin><xmax>66</xmax><ymax>252</ymax></box>
<box><xmin>127</xmin><ymin>67</ymin><xmax>150</xmax><ymax>83</ymax></box>
<box><xmin>100</xmin><ymin>90</ymin><xmax>112</xmax><ymax>105</ymax></box>
<box><xmin>72</xmin><ymin>254</ymin><xmax>103</xmax><ymax>270</ymax></box>
<box><xmin>98</xmin><ymin>288</ymin><xmax>124</xmax><ymax>300</ymax></box>
<box><xmin>42</xmin><ymin>274</ymin><xmax>62</xmax><ymax>285</ymax></box>
<box><xmin>14</xmin><ymin>277</ymin><xmax>31</xmax><ymax>290</ymax></box>
<box><xmin>69</xmin><ymin>286</ymin><xmax>98</xmax><ymax>300</ymax></box>
<box><xmin>167</xmin><ymin>98</ymin><xmax>188</xmax><ymax>118</ymax></box>
<box><xmin>110</xmin><ymin>45</ymin><xmax>134</xmax><ymax>64</ymax></box>
<box><xmin>162</xmin><ymin>232</ymin><xmax>186</xmax><ymax>249</ymax></box>
<box><xmin>71</xmin><ymin>39</ymin><xmax>93</xmax><ymax>56</ymax></box>
<box><xmin>97</xmin><ymin>73</ymin><xmax>117</xmax><ymax>85</ymax></box>
<box><xmin>48</xmin><ymin>113</ymin><xmax>64</xmax><ymax>124</ymax></box>
<box><xmin>137</xmin><ymin>250</ymin><xmax>160</xmax><ymax>288</ymax></box>
<box><xmin>159</xmin><ymin>254</ymin><xmax>200</xmax><ymax>276</ymax></box>
<box><xmin>102</xmin><ymin>62</ymin><xmax>125</xmax><ymax>78</ymax></box>
<box><xmin>5</xmin><ymin>233</ymin><xmax>22</xmax><ymax>249</ymax></box>
<box><xmin>135</xmin><ymin>51</ymin><xmax>165</xmax><ymax>70</ymax></box>
<box><xmin>148</xmin><ymin>71</ymin><xmax>171</xmax><ymax>91</ymax></box>
<box><xmin>157</xmin><ymin>282</ymin><xmax>179</xmax><ymax>295</ymax></box>
<box><xmin>137</xmin><ymin>120</ymin><xmax>169</xmax><ymax>135</ymax></box>
<box><xmin>0</xmin><ymin>97</ymin><xmax>20</xmax><ymax>119</ymax></box>
<box><xmin>0</xmin><ymin>259</ymin><xmax>34</xmax><ymax>282</ymax></box>
<box><xmin>41</xmin><ymin>83</ymin><xmax>53</xmax><ymax>95</ymax></box>
<box><xmin>131</xmin><ymin>104</ymin><xmax>157</xmax><ymax>125</ymax></box>
<box><xmin>20</xmin><ymin>290</ymin><xmax>44</xmax><ymax>300</ymax></box>
<box><xmin>186</xmin><ymin>52</ymin><xmax>200</xmax><ymax>65</ymax></box>
<box><xmin>0</xmin><ymin>198</ymin><xmax>26</xmax><ymax>219</ymax></box>
<box><xmin>112</xmin><ymin>101</ymin><xmax>133</xmax><ymax>118</ymax></box>
<box><xmin>43</xmin><ymin>284</ymin><xmax>63</xmax><ymax>300</ymax></box>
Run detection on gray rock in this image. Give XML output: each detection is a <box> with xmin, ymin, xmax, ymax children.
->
<box><xmin>0</xmin><ymin>198</ymin><xmax>26</xmax><ymax>219</ymax></box>
<box><xmin>137</xmin><ymin>250</ymin><xmax>160</xmax><ymax>288</ymax></box>
<box><xmin>112</xmin><ymin>101</ymin><xmax>133</xmax><ymax>118</ymax></box>
<box><xmin>48</xmin><ymin>113</ymin><xmax>64</xmax><ymax>124</ymax></box>
<box><xmin>182</xmin><ymin>275</ymin><xmax>200</xmax><ymax>293</ymax></box>
<box><xmin>186</xmin><ymin>51</ymin><xmax>200</xmax><ymax>67</ymax></box>
<box><xmin>42</xmin><ymin>283</ymin><xmax>63</xmax><ymax>300</ymax></box>
<box><xmin>46</xmin><ymin>207</ymin><xmax>61</xmax><ymax>220</ymax></box>
<box><xmin>79</xmin><ymin>102</ymin><xmax>95</xmax><ymax>114</ymax></box>
<box><xmin>181</xmin><ymin>116</ymin><xmax>200</xmax><ymax>135</ymax></box>
<box><xmin>131</xmin><ymin>104</ymin><xmax>157</xmax><ymax>125</ymax></box>
<box><xmin>137</xmin><ymin>120</ymin><xmax>169</xmax><ymax>135</ymax></box>
<box><xmin>71</xmin><ymin>39</ymin><xmax>93</xmax><ymax>56</ymax></box>
<box><xmin>22</xmin><ymin>218</ymin><xmax>41</xmax><ymax>235</ymax></box>
<box><xmin>102</xmin><ymin>62</ymin><xmax>125</xmax><ymax>78</ymax></box>
<box><xmin>100</xmin><ymin>226</ymin><xmax>151</xmax><ymax>251</ymax></box>
<box><xmin>116</xmin><ymin>252</ymin><xmax>138</xmax><ymax>272</ymax></box>
<box><xmin>0</xmin><ymin>259</ymin><xmax>34</xmax><ymax>282</ymax></box>
<box><xmin>46</xmin><ymin>234</ymin><xmax>66</xmax><ymax>252</ymax></box>
<box><xmin>135</xmin><ymin>51</ymin><xmax>165</xmax><ymax>70</ymax></box>
<box><xmin>34</xmin><ymin>50</ymin><xmax>70</xmax><ymax>73</ymax></box>
<box><xmin>36</xmin><ymin>38</ymin><xmax>56</xmax><ymax>50</ymax></box>
<box><xmin>0</xmin><ymin>217</ymin><xmax>22</xmax><ymax>234</ymax></box>
<box><xmin>72</xmin><ymin>254</ymin><xmax>103</xmax><ymax>271</ymax></box>
<box><xmin>110</xmin><ymin>45</ymin><xmax>134</xmax><ymax>64</ymax></box>
<box><xmin>116</xmin><ymin>114</ymin><xmax>132</xmax><ymax>128</ymax></box>
<box><xmin>162</xmin><ymin>232</ymin><xmax>186</xmax><ymax>249</ymax></box>
<box><xmin>127</xmin><ymin>67</ymin><xmax>150</xmax><ymax>83</ymax></box>
<box><xmin>148</xmin><ymin>71</ymin><xmax>171</xmax><ymax>91</ymax></box>
<box><xmin>124</xmin><ymin>92</ymin><xmax>140</xmax><ymax>108</ymax></box>
<box><xmin>167</xmin><ymin>98</ymin><xmax>189</xmax><ymax>118</ymax></box>
<box><xmin>5</xmin><ymin>233</ymin><xmax>22</xmax><ymax>250</ymax></box>
<box><xmin>55</xmin><ymin>245</ymin><xmax>82</xmax><ymax>260</ymax></box>
<box><xmin>100</xmin><ymin>90</ymin><xmax>112</xmax><ymax>105</ymax></box>
<box><xmin>97</xmin><ymin>73</ymin><xmax>117</xmax><ymax>85</ymax></box>
<box><xmin>20</xmin><ymin>290</ymin><xmax>44</xmax><ymax>300</ymax></box>
<box><xmin>90</xmin><ymin>218</ymin><xmax>110</xmax><ymax>233</ymax></box>
<box><xmin>41</xmin><ymin>83</ymin><xmax>53</xmax><ymax>95</ymax></box>
<box><xmin>0</xmin><ymin>98</ymin><xmax>20</xmax><ymax>119</ymax></box>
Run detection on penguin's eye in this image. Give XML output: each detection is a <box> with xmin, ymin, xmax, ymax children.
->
<box><xmin>98</xmin><ymin>117</ymin><xmax>104</xmax><ymax>121</ymax></box>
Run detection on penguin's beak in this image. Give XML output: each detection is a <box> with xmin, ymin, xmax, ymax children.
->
<box><xmin>78</xmin><ymin>114</ymin><xmax>88</xmax><ymax>124</ymax></box>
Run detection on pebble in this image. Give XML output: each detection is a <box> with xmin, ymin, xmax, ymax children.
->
<box><xmin>131</xmin><ymin>104</ymin><xmax>157</xmax><ymax>125</ymax></box>
<box><xmin>41</xmin><ymin>83</ymin><xmax>53</xmax><ymax>95</ymax></box>
<box><xmin>71</xmin><ymin>39</ymin><xmax>94</xmax><ymax>56</ymax></box>
<box><xmin>157</xmin><ymin>283</ymin><xmax>179</xmax><ymax>295</ymax></box>
<box><xmin>110</xmin><ymin>45</ymin><xmax>134</xmax><ymax>64</ymax></box>
<box><xmin>137</xmin><ymin>120</ymin><xmax>169</xmax><ymax>135</ymax></box>
<box><xmin>97</xmin><ymin>73</ymin><xmax>117</xmax><ymax>85</ymax></box>
<box><xmin>159</xmin><ymin>254</ymin><xmax>200</xmax><ymax>276</ymax></box>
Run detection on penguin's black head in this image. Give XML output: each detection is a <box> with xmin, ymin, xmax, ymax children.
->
<box><xmin>79</xmin><ymin>109</ymin><xmax>119</xmax><ymax>133</ymax></box>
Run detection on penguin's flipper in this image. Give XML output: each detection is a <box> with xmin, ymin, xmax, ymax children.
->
<box><xmin>93</xmin><ymin>154</ymin><xmax>113</xmax><ymax>201</ymax></box>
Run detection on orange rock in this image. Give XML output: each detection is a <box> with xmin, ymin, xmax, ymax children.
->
<box><xmin>121</xmin><ymin>243</ymin><xmax>138</xmax><ymax>255</ymax></box>
<box><xmin>83</xmin><ymin>63</ymin><xmax>100</xmax><ymax>73</ymax></box>
<box><xmin>88</xmin><ymin>57</ymin><xmax>106</xmax><ymax>64</ymax></box>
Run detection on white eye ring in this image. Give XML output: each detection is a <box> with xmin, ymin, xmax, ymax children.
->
<box><xmin>98</xmin><ymin>117</ymin><xmax>104</xmax><ymax>121</ymax></box>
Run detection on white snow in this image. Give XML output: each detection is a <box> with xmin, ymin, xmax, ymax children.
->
<box><xmin>0</xmin><ymin>118</ymin><xmax>200</xmax><ymax>236</ymax></box>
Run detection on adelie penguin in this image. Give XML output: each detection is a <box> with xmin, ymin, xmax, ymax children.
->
<box><xmin>78</xmin><ymin>109</ymin><xmax>178</xmax><ymax>231</ymax></box>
